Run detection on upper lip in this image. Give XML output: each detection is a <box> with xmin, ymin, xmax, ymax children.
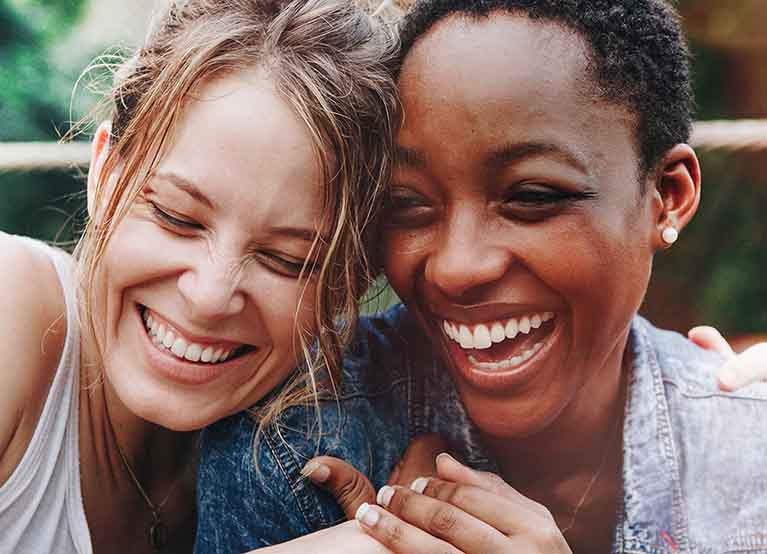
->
<box><xmin>141</xmin><ymin>304</ymin><xmax>252</xmax><ymax>348</ymax></box>
<box><xmin>428</xmin><ymin>303</ymin><xmax>560</xmax><ymax>325</ymax></box>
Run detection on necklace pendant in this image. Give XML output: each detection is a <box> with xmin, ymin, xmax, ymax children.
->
<box><xmin>149</xmin><ymin>519</ymin><xmax>168</xmax><ymax>552</ymax></box>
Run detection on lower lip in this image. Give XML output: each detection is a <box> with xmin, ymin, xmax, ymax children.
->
<box><xmin>444</xmin><ymin>321</ymin><xmax>563</xmax><ymax>391</ymax></box>
<box><xmin>136</xmin><ymin>307</ymin><xmax>244</xmax><ymax>386</ymax></box>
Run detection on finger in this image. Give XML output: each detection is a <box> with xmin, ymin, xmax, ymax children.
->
<box><xmin>376</xmin><ymin>484</ymin><xmax>510</xmax><ymax>552</ymax></box>
<box><xmin>410</xmin><ymin>476</ymin><xmax>551</xmax><ymax>532</ymax></box>
<box><xmin>717</xmin><ymin>342</ymin><xmax>767</xmax><ymax>392</ymax></box>
<box><xmin>355</xmin><ymin>502</ymin><xmax>464</xmax><ymax>554</ymax></box>
<box><xmin>387</xmin><ymin>433</ymin><xmax>448</xmax><ymax>486</ymax></box>
<box><xmin>303</xmin><ymin>457</ymin><xmax>376</xmax><ymax>520</ymax></box>
<box><xmin>688</xmin><ymin>326</ymin><xmax>735</xmax><ymax>357</ymax></box>
<box><xmin>435</xmin><ymin>453</ymin><xmax>538</xmax><ymax>510</ymax></box>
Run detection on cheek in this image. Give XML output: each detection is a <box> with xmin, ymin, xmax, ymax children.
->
<box><xmin>258</xmin><ymin>277</ymin><xmax>319</xmax><ymax>352</ymax></box>
<box><xmin>381</xmin><ymin>226</ymin><xmax>437</xmax><ymax>294</ymax></box>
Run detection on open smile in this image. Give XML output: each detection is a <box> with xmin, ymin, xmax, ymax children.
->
<box><xmin>136</xmin><ymin>304</ymin><xmax>258</xmax><ymax>385</ymax></box>
<box><xmin>439</xmin><ymin>311</ymin><xmax>560</xmax><ymax>389</ymax></box>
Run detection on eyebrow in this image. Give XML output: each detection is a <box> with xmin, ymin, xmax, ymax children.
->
<box><xmin>152</xmin><ymin>171</ymin><xmax>216</xmax><ymax>210</ymax></box>
<box><xmin>267</xmin><ymin>226</ymin><xmax>325</xmax><ymax>244</ymax></box>
<box><xmin>486</xmin><ymin>141</ymin><xmax>590</xmax><ymax>175</ymax></box>
<box><xmin>394</xmin><ymin>145</ymin><xmax>428</xmax><ymax>169</ymax></box>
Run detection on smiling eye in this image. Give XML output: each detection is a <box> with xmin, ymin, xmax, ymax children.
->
<box><xmin>384</xmin><ymin>187</ymin><xmax>435</xmax><ymax>226</ymax></box>
<box><xmin>500</xmin><ymin>183</ymin><xmax>596</xmax><ymax>222</ymax></box>
<box><xmin>150</xmin><ymin>202</ymin><xmax>203</xmax><ymax>230</ymax></box>
<box><xmin>257</xmin><ymin>251</ymin><xmax>313</xmax><ymax>279</ymax></box>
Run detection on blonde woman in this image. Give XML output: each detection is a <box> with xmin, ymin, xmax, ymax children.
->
<box><xmin>0</xmin><ymin>0</ymin><xmax>399</xmax><ymax>552</ymax></box>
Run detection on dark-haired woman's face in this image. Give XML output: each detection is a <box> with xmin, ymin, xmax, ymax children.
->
<box><xmin>383</xmin><ymin>14</ymin><xmax>659</xmax><ymax>438</ymax></box>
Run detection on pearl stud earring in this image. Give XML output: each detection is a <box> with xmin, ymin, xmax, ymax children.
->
<box><xmin>662</xmin><ymin>227</ymin><xmax>679</xmax><ymax>245</ymax></box>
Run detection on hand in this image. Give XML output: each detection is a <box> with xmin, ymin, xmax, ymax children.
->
<box><xmin>302</xmin><ymin>434</ymin><xmax>447</xmax><ymax>520</ymax></box>
<box><xmin>688</xmin><ymin>326</ymin><xmax>767</xmax><ymax>391</ymax></box>
<box><xmin>354</xmin><ymin>453</ymin><xmax>571</xmax><ymax>554</ymax></box>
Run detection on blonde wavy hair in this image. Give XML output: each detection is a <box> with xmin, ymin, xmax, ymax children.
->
<box><xmin>72</xmin><ymin>0</ymin><xmax>399</xmax><ymax>434</ymax></box>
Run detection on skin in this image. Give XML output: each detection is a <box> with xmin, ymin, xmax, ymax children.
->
<box><xmin>1</xmin><ymin>68</ymin><xmax>326</xmax><ymax>554</ymax></box>
<box><xmin>352</xmin><ymin>12</ymin><xmax>700</xmax><ymax>554</ymax></box>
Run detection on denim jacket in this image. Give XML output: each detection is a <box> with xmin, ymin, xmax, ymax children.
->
<box><xmin>195</xmin><ymin>305</ymin><xmax>767</xmax><ymax>554</ymax></box>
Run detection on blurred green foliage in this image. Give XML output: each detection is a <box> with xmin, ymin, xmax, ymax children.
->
<box><xmin>0</xmin><ymin>0</ymin><xmax>87</xmax><ymax>244</ymax></box>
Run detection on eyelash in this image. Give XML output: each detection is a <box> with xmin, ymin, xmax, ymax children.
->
<box><xmin>150</xmin><ymin>202</ymin><xmax>202</xmax><ymax>230</ymax></box>
<box><xmin>259</xmin><ymin>252</ymin><xmax>314</xmax><ymax>278</ymax></box>
<box><xmin>504</xmin><ymin>187</ymin><xmax>596</xmax><ymax>205</ymax></box>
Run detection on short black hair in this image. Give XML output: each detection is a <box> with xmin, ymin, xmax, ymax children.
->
<box><xmin>398</xmin><ymin>0</ymin><xmax>694</xmax><ymax>175</ymax></box>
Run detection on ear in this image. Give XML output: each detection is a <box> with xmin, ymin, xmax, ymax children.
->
<box><xmin>650</xmin><ymin>144</ymin><xmax>701</xmax><ymax>250</ymax></box>
<box><xmin>87</xmin><ymin>121</ymin><xmax>113</xmax><ymax>220</ymax></box>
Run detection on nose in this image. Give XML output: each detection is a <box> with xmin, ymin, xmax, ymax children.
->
<box><xmin>177</xmin><ymin>256</ymin><xmax>247</xmax><ymax>321</ymax></box>
<box><xmin>424</xmin><ymin>212</ymin><xmax>513</xmax><ymax>300</ymax></box>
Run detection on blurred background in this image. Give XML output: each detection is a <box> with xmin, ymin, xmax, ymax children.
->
<box><xmin>0</xmin><ymin>0</ymin><xmax>764</xmax><ymax>342</ymax></box>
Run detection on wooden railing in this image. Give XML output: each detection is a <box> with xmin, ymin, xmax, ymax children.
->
<box><xmin>0</xmin><ymin>120</ymin><xmax>765</xmax><ymax>173</ymax></box>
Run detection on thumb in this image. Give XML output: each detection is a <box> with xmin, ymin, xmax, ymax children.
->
<box><xmin>302</xmin><ymin>457</ymin><xmax>375</xmax><ymax>520</ymax></box>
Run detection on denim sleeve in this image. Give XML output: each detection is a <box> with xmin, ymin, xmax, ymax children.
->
<box><xmin>194</xmin><ymin>413</ymin><xmax>318</xmax><ymax>553</ymax></box>
<box><xmin>195</xmin><ymin>305</ymin><xmax>421</xmax><ymax>553</ymax></box>
<box><xmin>195</xmin><ymin>395</ymin><xmax>412</xmax><ymax>553</ymax></box>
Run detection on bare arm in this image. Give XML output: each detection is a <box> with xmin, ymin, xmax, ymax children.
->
<box><xmin>0</xmin><ymin>233</ymin><xmax>67</xmax><ymax>486</ymax></box>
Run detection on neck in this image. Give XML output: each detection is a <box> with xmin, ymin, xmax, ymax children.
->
<box><xmin>481</xmin><ymin>330</ymin><xmax>630</xmax><ymax>521</ymax></box>
<box><xmin>80</xmin><ymin>362</ymin><xmax>198</xmax><ymax>495</ymax></box>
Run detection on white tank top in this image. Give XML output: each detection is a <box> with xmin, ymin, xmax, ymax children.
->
<box><xmin>0</xmin><ymin>238</ymin><xmax>93</xmax><ymax>554</ymax></box>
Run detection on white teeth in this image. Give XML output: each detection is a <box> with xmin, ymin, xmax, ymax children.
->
<box><xmin>505</xmin><ymin>319</ymin><xmax>518</xmax><ymax>339</ymax></box>
<box><xmin>473</xmin><ymin>325</ymin><xmax>492</xmax><ymax>350</ymax></box>
<box><xmin>467</xmin><ymin>341</ymin><xmax>544</xmax><ymax>371</ymax></box>
<box><xmin>442</xmin><ymin>312</ymin><xmax>556</xmax><ymax>351</ymax></box>
<box><xmin>459</xmin><ymin>325</ymin><xmax>474</xmax><ymax>349</ymax></box>
<box><xmin>519</xmin><ymin>316</ymin><xmax>531</xmax><ymax>335</ymax></box>
<box><xmin>163</xmin><ymin>331</ymin><xmax>175</xmax><ymax>348</ymax></box>
<box><xmin>155</xmin><ymin>324</ymin><xmax>166</xmax><ymax>343</ymax></box>
<box><xmin>184</xmin><ymin>343</ymin><xmax>202</xmax><ymax>362</ymax></box>
<box><xmin>142</xmin><ymin>309</ymin><xmax>245</xmax><ymax>365</ymax></box>
<box><xmin>171</xmin><ymin>337</ymin><xmax>187</xmax><ymax>357</ymax></box>
<box><xmin>200</xmin><ymin>346</ymin><xmax>214</xmax><ymax>363</ymax></box>
<box><xmin>490</xmin><ymin>323</ymin><xmax>505</xmax><ymax>343</ymax></box>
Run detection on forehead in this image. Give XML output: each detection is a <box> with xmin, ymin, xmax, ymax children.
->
<box><xmin>396</xmin><ymin>13</ymin><xmax>638</xmax><ymax>175</ymax></box>
<box><xmin>158</xmin><ymin>69</ymin><xmax>324</xmax><ymax>224</ymax></box>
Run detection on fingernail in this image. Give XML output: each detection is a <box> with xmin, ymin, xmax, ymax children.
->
<box><xmin>376</xmin><ymin>485</ymin><xmax>395</xmax><ymax>508</ymax></box>
<box><xmin>301</xmin><ymin>461</ymin><xmax>331</xmax><ymax>483</ymax></box>
<box><xmin>436</xmin><ymin>452</ymin><xmax>457</xmax><ymax>464</ymax></box>
<box><xmin>410</xmin><ymin>476</ymin><xmax>430</xmax><ymax>494</ymax></box>
<box><xmin>356</xmin><ymin>502</ymin><xmax>380</xmax><ymax>528</ymax></box>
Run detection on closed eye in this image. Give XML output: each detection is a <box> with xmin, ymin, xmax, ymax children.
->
<box><xmin>150</xmin><ymin>202</ymin><xmax>203</xmax><ymax>230</ymax></box>
<box><xmin>256</xmin><ymin>251</ymin><xmax>314</xmax><ymax>279</ymax></box>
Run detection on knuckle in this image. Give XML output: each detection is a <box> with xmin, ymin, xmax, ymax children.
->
<box><xmin>428</xmin><ymin>505</ymin><xmax>460</xmax><ymax>536</ymax></box>
<box><xmin>381</xmin><ymin>519</ymin><xmax>405</xmax><ymax>545</ymax></box>
<box><xmin>337</xmin><ymin>474</ymin><xmax>367</xmax><ymax>504</ymax></box>
<box><xmin>530</xmin><ymin>522</ymin><xmax>568</xmax><ymax>551</ymax></box>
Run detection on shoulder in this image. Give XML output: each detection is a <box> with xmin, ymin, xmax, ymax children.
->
<box><xmin>0</xmin><ymin>233</ymin><xmax>68</xmax><ymax>484</ymax></box>
<box><xmin>341</xmin><ymin>303</ymin><xmax>425</xmax><ymax>395</ymax></box>
<box><xmin>197</xmin><ymin>388</ymin><xmax>413</xmax><ymax>548</ymax></box>
<box><xmin>635</xmin><ymin>317</ymin><xmax>767</xmax><ymax>547</ymax></box>
<box><xmin>636</xmin><ymin>316</ymin><xmax>730</xmax><ymax>394</ymax></box>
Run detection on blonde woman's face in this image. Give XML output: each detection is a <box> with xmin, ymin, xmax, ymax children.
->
<box><xmin>91</xmin><ymin>69</ymin><xmax>324</xmax><ymax>431</ymax></box>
